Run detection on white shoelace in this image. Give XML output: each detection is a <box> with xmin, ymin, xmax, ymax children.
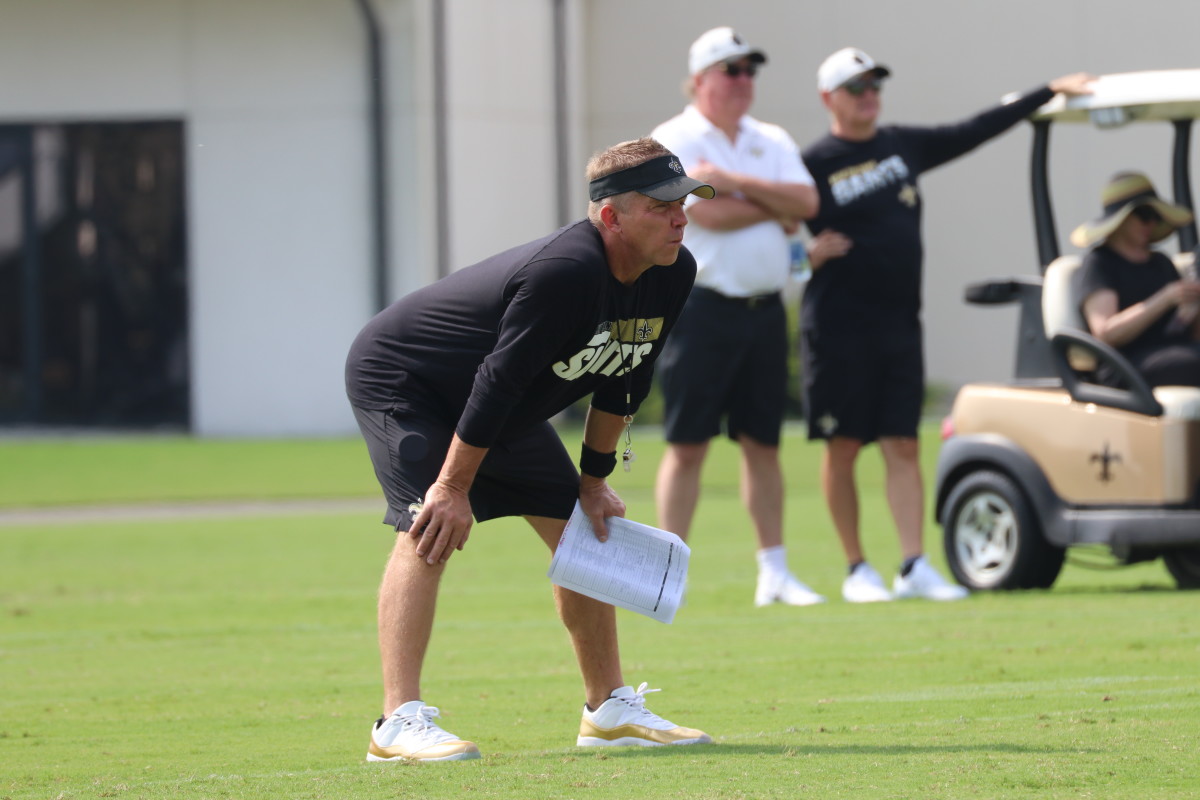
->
<box><xmin>397</xmin><ymin>705</ymin><xmax>458</xmax><ymax>743</ymax></box>
<box><xmin>620</xmin><ymin>682</ymin><xmax>663</xmax><ymax>718</ymax></box>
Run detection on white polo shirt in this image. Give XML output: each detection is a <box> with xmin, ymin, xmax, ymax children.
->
<box><xmin>652</xmin><ymin>104</ymin><xmax>814</xmax><ymax>297</ymax></box>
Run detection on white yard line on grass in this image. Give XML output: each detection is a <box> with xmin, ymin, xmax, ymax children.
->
<box><xmin>0</xmin><ymin>497</ymin><xmax>382</xmax><ymax>527</ymax></box>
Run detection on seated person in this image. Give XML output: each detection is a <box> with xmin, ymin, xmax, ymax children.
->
<box><xmin>1071</xmin><ymin>171</ymin><xmax>1200</xmax><ymax>388</ymax></box>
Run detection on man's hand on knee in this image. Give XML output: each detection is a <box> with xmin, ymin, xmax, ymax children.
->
<box><xmin>410</xmin><ymin>481</ymin><xmax>473</xmax><ymax>564</ymax></box>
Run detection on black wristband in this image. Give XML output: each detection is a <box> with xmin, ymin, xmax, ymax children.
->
<box><xmin>579</xmin><ymin>443</ymin><xmax>618</xmax><ymax>479</ymax></box>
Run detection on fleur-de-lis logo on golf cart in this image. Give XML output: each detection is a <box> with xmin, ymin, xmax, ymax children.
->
<box><xmin>1089</xmin><ymin>441</ymin><xmax>1122</xmax><ymax>482</ymax></box>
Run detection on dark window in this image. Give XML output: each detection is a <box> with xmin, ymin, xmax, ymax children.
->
<box><xmin>0</xmin><ymin>121</ymin><xmax>189</xmax><ymax>428</ymax></box>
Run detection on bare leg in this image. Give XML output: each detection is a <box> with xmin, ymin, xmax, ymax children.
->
<box><xmin>821</xmin><ymin>437</ymin><xmax>864</xmax><ymax>564</ymax></box>
<box><xmin>737</xmin><ymin>435</ymin><xmax>784</xmax><ymax>550</ymax></box>
<box><xmin>655</xmin><ymin>441</ymin><xmax>710</xmax><ymax>541</ymax></box>
<box><xmin>879</xmin><ymin>436</ymin><xmax>924</xmax><ymax>560</ymax></box>
<box><xmin>528</xmin><ymin>515</ymin><xmax>622</xmax><ymax>710</ymax></box>
<box><xmin>378</xmin><ymin>533</ymin><xmax>445</xmax><ymax>715</ymax></box>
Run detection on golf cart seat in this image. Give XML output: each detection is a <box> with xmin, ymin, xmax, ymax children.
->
<box><xmin>1042</xmin><ymin>254</ymin><xmax>1200</xmax><ymax>419</ymax></box>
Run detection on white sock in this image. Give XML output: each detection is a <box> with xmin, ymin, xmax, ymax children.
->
<box><xmin>756</xmin><ymin>545</ymin><xmax>788</xmax><ymax>576</ymax></box>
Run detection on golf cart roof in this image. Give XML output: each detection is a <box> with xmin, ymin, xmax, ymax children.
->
<box><xmin>1033</xmin><ymin>69</ymin><xmax>1200</xmax><ymax>125</ymax></box>
<box><xmin>1028</xmin><ymin>68</ymin><xmax>1200</xmax><ymax>268</ymax></box>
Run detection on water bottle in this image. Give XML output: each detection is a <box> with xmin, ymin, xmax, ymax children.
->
<box><xmin>789</xmin><ymin>236</ymin><xmax>811</xmax><ymax>281</ymax></box>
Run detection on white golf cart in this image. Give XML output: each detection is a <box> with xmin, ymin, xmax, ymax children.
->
<box><xmin>935</xmin><ymin>70</ymin><xmax>1200</xmax><ymax>591</ymax></box>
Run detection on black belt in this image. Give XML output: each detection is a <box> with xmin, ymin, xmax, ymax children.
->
<box><xmin>694</xmin><ymin>286</ymin><xmax>781</xmax><ymax>309</ymax></box>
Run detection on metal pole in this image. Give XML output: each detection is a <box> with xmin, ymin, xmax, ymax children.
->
<box><xmin>552</xmin><ymin>0</ymin><xmax>570</xmax><ymax>227</ymax></box>
<box><xmin>432</xmin><ymin>0</ymin><xmax>451</xmax><ymax>278</ymax></box>
<box><xmin>353</xmin><ymin>0</ymin><xmax>391</xmax><ymax>310</ymax></box>
<box><xmin>1172</xmin><ymin>119</ymin><xmax>1198</xmax><ymax>253</ymax></box>
<box><xmin>1030</xmin><ymin>120</ymin><xmax>1059</xmax><ymax>271</ymax></box>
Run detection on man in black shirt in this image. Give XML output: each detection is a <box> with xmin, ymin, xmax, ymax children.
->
<box><xmin>346</xmin><ymin>138</ymin><xmax>714</xmax><ymax>761</ymax></box>
<box><xmin>800</xmin><ymin>47</ymin><xmax>1092</xmax><ymax>604</ymax></box>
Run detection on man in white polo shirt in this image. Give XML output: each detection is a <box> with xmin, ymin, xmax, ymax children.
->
<box><xmin>651</xmin><ymin>26</ymin><xmax>822</xmax><ymax>607</ymax></box>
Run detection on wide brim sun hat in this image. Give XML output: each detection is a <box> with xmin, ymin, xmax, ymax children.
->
<box><xmin>1070</xmin><ymin>171</ymin><xmax>1193</xmax><ymax>248</ymax></box>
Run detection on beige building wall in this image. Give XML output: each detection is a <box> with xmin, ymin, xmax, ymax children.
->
<box><xmin>440</xmin><ymin>0</ymin><xmax>561</xmax><ymax>268</ymax></box>
<box><xmin>0</xmin><ymin>0</ymin><xmax>385</xmax><ymax>435</ymax></box>
<box><xmin>2</xmin><ymin>0</ymin><xmax>1198</xmax><ymax>435</ymax></box>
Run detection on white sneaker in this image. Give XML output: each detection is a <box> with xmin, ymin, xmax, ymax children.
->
<box><xmin>366</xmin><ymin>700</ymin><xmax>481</xmax><ymax>762</ymax></box>
<box><xmin>893</xmin><ymin>556</ymin><xmax>969</xmax><ymax>601</ymax></box>
<box><xmin>842</xmin><ymin>562</ymin><xmax>894</xmax><ymax>603</ymax></box>
<box><xmin>577</xmin><ymin>683</ymin><xmax>712</xmax><ymax>747</ymax></box>
<box><xmin>755</xmin><ymin>571</ymin><xmax>826</xmax><ymax>607</ymax></box>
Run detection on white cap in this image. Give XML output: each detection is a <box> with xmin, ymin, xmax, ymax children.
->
<box><xmin>688</xmin><ymin>26</ymin><xmax>766</xmax><ymax>76</ymax></box>
<box><xmin>816</xmin><ymin>47</ymin><xmax>890</xmax><ymax>93</ymax></box>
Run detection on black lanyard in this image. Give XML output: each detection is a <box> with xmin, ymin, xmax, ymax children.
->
<box><xmin>613</xmin><ymin>279</ymin><xmax>640</xmax><ymax>471</ymax></box>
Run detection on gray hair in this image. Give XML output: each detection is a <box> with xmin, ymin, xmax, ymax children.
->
<box><xmin>585</xmin><ymin>137</ymin><xmax>673</xmax><ymax>225</ymax></box>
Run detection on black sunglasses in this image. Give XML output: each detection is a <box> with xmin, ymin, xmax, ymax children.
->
<box><xmin>717</xmin><ymin>61</ymin><xmax>759</xmax><ymax>79</ymax></box>
<box><xmin>1132</xmin><ymin>205</ymin><xmax>1162</xmax><ymax>223</ymax></box>
<box><xmin>842</xmin><ymin>76</ymin><xmax>884</xmax><ymax>96</ymax></box>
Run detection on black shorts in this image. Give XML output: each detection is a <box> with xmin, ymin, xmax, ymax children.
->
<box><xmin>656</xmin><ymin>287</ymin><xmax>788</xmax><ymax>446</ymax></box>
<box><xmin>801</xmin><ymin>319</ymin><xmax>924</xmax><ymax>444</ymax></box>
<box><xmin>351</xmin><ymin>405</ymin><xmax>580</xmax><ymax>530</ymax></box>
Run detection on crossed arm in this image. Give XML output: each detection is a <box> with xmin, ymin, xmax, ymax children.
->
<box><xmin>685</xmin><ymin>160</ymin><xmax>818</xmax><ymax>232</ymax></box>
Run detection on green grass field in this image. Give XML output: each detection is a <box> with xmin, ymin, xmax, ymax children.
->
<box><xmin>1</xmin><ymin>427</ymin><xmax>1196</xmax><ymax>799</ymax></box>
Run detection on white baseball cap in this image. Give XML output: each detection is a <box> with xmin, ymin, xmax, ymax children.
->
<box><xmin>688</xmin><ymin>26</ymin><xmax>766</xmax><ymax>76</ymax></box>
<box><xmin>817</xmin><ymin>47</ymin><xmax>890</xmax><ymax>93</ymax></box>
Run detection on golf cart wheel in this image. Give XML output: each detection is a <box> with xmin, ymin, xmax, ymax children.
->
<box><xmin>1162</xmin><ymin>548</ymin><xmax>1200</xmax><ymax>589</ymax></box>
<box><xmin>942</xmin><ymin>470</ymin><xmax>1064</xmax><ymax>591</ymax></box>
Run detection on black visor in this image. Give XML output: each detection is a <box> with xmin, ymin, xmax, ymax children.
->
<box><xmin>588</xmin><ymin>155</ymin><xmax>716</xmax><ymax>202</ymax></box>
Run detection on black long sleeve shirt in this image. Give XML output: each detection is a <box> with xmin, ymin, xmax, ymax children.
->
<box><xmin>345</xmin><ymin>220</ymin><xmax>696</xmax><ymax>447</ymax></box>
<box><xmin>800</xmin><ymin>86</ymin><xmax>1056</xmax><ymax>332</ymax></box>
